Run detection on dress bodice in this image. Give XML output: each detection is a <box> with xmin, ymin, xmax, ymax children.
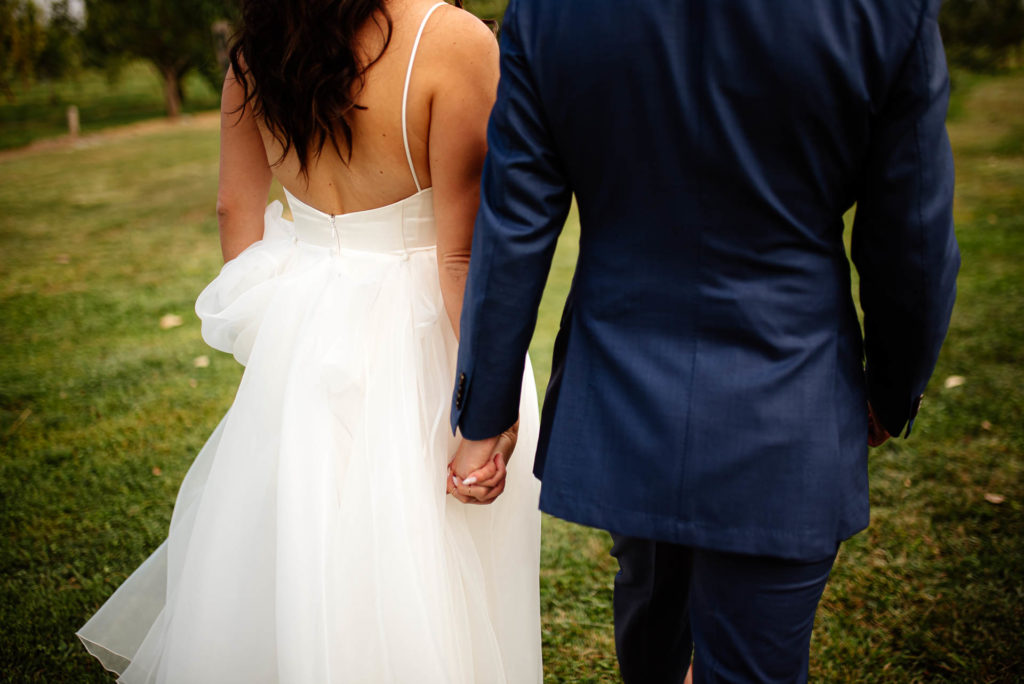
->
<box><xmin>284</xmin><ymin>187</ymin><xmax>437</xmax><ymax>255</ymax></box>
<box><xmin>280</xmin><ymin>1</ymin><xmax>444</xmax><ymax>258</ymax></box>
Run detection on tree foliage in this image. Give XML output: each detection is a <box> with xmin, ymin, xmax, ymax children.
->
<box><xmin>36</xmin><ymin>0</ymin><xmax>83</xmax><ymax>81</ymax></box>
<box><xmin>461</xmin><ymin>0</ymin><xmax>507</xmax><ymax>21</ymax></box>
<box><xmin>0</xmin><ymin>0</ymin><xmax>45</xmax><ymax>97</ymax></box>
<box><xmin>0</xmin><ymin>1</ymin><xmax>84</xmax><ymax>98</ymax></box>
<box><xmin>461</xmin><ymin>1</ymin><xmax>1024</xmax><ymax>71</ymax></box>
<box><xmin>940</xmin><ymin>0</ymin><xmax>1024</xmax><ymax>70</ymax></box>
<box><xmin>83</xmin><ymin>0</ymin><xmax>236</xmax><ymax>117</ymax></box>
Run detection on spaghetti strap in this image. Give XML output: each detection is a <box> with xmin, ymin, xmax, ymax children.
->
<box><xmin>402</xmin><ymin>2</ymin><xmax>447</xmax><ymax>192</ymax></box>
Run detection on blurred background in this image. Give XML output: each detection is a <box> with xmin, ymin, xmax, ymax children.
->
<box><xmin>0</xmin><ymin>0</ymin><xmax>1021</xmax><ymax>149</ymax></box>
<box><xmin>1</xmin><ymin>0</ymin><xmax>1021</xmax><ymax>681</ymax></box>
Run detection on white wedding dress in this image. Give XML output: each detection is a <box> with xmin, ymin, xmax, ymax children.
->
<box><xmin>77</xmin><ymin>5</ymin><xmax>543</xmax><ymax>682</ymax></box>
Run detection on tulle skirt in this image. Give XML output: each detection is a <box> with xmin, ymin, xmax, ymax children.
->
<box><xmin>77</xmin><ymin>202</ymin><xmax>543</xmax><ymax>683</ymax></box>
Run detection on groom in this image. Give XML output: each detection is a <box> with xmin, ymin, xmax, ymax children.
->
<box><xmin>450</xmin><ymin>0</ymin><xmax>959</xmax><ymax>681</ymax></box>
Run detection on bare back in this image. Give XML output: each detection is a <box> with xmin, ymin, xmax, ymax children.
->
<box><xmin>259</xmin><ymin>0</ymin><xmax>448</xmax><ymax>214</ymax></box>
<box><xmin>217</xmin><ymin>0</ymin><xmax>498</xmax><ymax>333</ymax></box>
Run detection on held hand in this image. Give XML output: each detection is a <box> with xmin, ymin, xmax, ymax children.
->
<box><xmin>867</xmin><ymin>402</ymin><xmax>891</xmax><ymax>447</ymax></box>
<box><xmin>449</xmin><ymin>450</ymin><xmax>508</xmax><ymax>504</ymax></box>
<box><xmin>447</xmin><ymin>422</ymin><xmax>518</xmax><ymax>504</ymax></box>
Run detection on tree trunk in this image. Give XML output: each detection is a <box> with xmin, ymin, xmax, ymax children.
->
<box><xmin>160</xmin><ymin>65</ymin><xmax>182</xmax><ymax>118</ymax></box>
<box><xmin>175</xmin><ymin>67</ymin><xmax>187</xmax><ymax>108</ymax></box>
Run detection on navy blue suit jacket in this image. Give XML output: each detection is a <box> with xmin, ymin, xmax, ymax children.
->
<box><xmin>452</xmin><ymin>0</ymin><xmax>959</xmax><ymax>559</ymax></box>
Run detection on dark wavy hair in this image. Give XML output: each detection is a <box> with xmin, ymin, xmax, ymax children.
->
<box><xmin>228</xmin><ymin>0</ymin><xmax>464</xmax><ymax>175</ymax></box>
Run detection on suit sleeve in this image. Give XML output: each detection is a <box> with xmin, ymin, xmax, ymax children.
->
<box><xmin>450</xmin><ymin>0</ymin><xmax>573</xmax><ymax>439</ymax></box>
<box><xmin>851</xmin><ymin>0</ymin><xmax>960</xmax><ymax>437</ymax></box>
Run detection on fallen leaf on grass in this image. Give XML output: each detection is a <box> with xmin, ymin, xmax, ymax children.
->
<box><xmin>188</xmin><ymin>378</ymin><xmax>198</xmax><ymax>388</ymax></box>
<box><xmin>944</xmin><ymin>375</ymin><xmax>966</xmax><ymax>389</ymax></box>
<box><xmin>55</xmin><ymin>253</ymin><xmax>70</xmax><ymax>264</ymax></box>
<box><xmin>193</xmin><ymin>355</ymin><xmax>210</xmax><ymax>368</ymax></box>
<box><xmin>981</xmin><ymin>420</ymin><xmax>992</xmax><ymax>431</ymax></box>
<box><xmin>5</xmin><ymin>408</ymin><xmax>31</xmax><ymax>435</ymax></box>
<box><xmin>160</xmin><ymin>314</ymin><xmax>183</xmax><ymax>329</ymax></box>
<box><xmin>152</xmin><ymin>466</ymin><xmax>162</xmax><ymax>476</ymax></box>
<box><xmin>984</xmin><ymin>493</ymin><xmax>1005</xmax><ymax>505</ymax></box>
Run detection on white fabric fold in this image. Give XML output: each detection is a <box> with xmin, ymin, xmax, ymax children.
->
<box><xmin>78</xmin><ymin>202</ymin><xmax>543</xmax><ymax>683</ymax></box>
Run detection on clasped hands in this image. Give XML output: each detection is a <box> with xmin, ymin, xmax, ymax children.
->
<box><xmin>446</xmin><ymin>401</ymin><xmax>888</xmax><ymax>503</ymax></box>
<box><xmin>447</xmin><ymin>420</ymin><xmax>519</xmax><ymax>504</ymax></box>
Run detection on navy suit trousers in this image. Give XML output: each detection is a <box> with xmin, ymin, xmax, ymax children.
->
<box><xmin>610</xmin><ymin>535</ymin><xmax>838</xmax><ymax>683</ymax></box>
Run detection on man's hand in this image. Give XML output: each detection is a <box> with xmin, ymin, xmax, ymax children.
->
<box><xmin>447</xmin><ymin>422</ymin><xmax>518</xmax><ymax>504</ymax></box>
<box><xmin>868</xmin><ymin>401</ymin><xmax>891</xmax><ymax>447</ymax></box>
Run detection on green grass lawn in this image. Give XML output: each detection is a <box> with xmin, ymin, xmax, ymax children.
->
<box><xmin>1</xmin><ymin>71</ymin><xmax>1022</xmax><ymax>682</ymax></box>
<box><xmin>0</xmin><ymin>61</ymin><xmax>220</xmax><ymax>151</ymax></box>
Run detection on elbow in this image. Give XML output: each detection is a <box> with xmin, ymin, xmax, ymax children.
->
<box><xmin>216</xmin><ymin>196</ymin><xmax>235</xmax><ymax>228</ymax></box>
<box><xmin>439</xmin><ymin>250</ymin><xmax>472</xmax><ymax>283</ymax></box>
<box><xmin>216</xmin><ymin>194</ymin><xmax>253</xmax><ymax>235</ymax></box>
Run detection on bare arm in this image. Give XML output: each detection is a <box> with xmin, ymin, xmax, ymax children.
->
<box><xmin>217</xmin><ymin>66</ymin><xmax>273</xmax><ymax>262</ymax></box>
<box><xmin>427</xmin><ymin>12</ymin><xmax>500</xmax><ymax>338</ymax></box>
<box><xmin>424</xmin><ymin>12</ymin><xmax>513</xmax><ymax>503</ymax></box>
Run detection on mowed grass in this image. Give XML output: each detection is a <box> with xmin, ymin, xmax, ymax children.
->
<box><xmin>807</xmin><ymin>73</ymin><xmax>1024</xmax><ymax>681</ymax></box>
<box><xmin>1</xmin><ymin>72</ymin><xmax>1022</xmax><ymax>683</ymax></box>
<box><xmin>0</xmin><ymin>61</ymin><xmax>220</xmax><ymax>151</ymax></box>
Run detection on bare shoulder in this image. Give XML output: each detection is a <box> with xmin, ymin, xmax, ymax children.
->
<box><xmin>221</xmin><ymin>64</ymin><xmax>245</xmax><ymax>113</ymax></box>
<box><xmin>433</xmin><ymin>4</ymin><xmax>498</xmax><ymax>48</ymax></box>
<box><xmin>425</xmin><ymin>4</ymin><xmax>499</xmax><ymax>74</ymax></box>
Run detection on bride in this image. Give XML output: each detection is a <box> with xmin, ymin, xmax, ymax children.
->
<box><xmin>77</xmin><ymin>0</ymin><xmax>543</xmax><ymax>681</ymax></box>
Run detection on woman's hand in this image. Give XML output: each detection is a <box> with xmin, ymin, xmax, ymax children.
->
<box><xmin>448</xmin><ymin>421</ymin><xmax>518</xmax><ymax>504</ymax></box>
